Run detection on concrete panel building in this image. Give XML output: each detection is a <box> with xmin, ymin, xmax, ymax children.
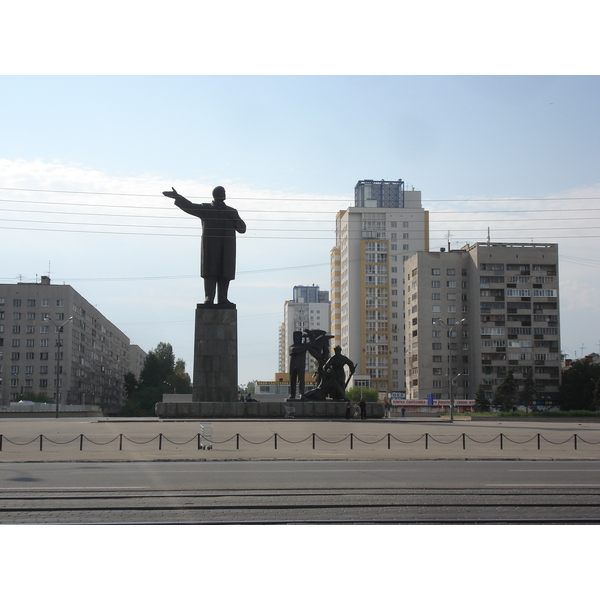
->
<box><xmin>0</xmin><ymin>277</ymin><xmax>134</xmax><ymax>413</ymax></box>
<box><xmin>330</xmin><ymin>179</ymin><xmax>429</xmax><ymax>394</ymax></box>
<box><xmin>404</xmin><ymin>242</ymin><xmax>560</xmax><ymax>405</ymax></box>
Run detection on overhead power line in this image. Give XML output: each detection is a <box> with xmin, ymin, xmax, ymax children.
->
<box><xmin>1</xmin><ymin>185</ymin><xmax>599</xmax><ymax>203</ymax></box>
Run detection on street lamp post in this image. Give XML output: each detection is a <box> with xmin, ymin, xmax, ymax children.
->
<box><xmin>436</xmin><ymin>318</ymin><xmax>466</xmax><ymax>422</ymax></box>
<box><xmin>44</xmin><ymin>316</ymin><xmax>73</xmax><ymax>419</ymax></box>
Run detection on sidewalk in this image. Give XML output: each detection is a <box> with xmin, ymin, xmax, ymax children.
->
<box><xmin>1</xmin><ymin>417</ymin><xmax>599</xmax><ymax>462</ymax></box>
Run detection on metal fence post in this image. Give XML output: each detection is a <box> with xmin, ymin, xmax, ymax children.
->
<box><xmin>0</xmin><ymin>434</ymin><xmax>2</xmax><ymax>452</ymax></box>
<box><xmin>274</xmin><ymin>433</ymin><xmax>278</xmax><ymax>450</ymax></box>
<box><xmin>500</xmin><ymin>433</ymin><xmax>503</xmax><ymax>450</ymax></box>
<box><xmin>312</xmin><ymin>433</ymin><xmax>316</xmax><ymax>450</ymax></box>
<box><xmin>197</xmin><ymin>432</ymin><xmax>201</xmax><ymax>450</ymax></box>
<box><xmin>537</xmin><ymin>433</ymin><xmax>541</xmax><ymax>450</ymax></box>
<box><xmin>388</xmin><ymin>433</ymin><xmax>391</xmax><ymax>450</ymax></box>
<box><xmin>39</xmin><ymin>434</ymin><xmax>43</xmax><ymax>452</ymax></box>
<box><xmin>425</xmin><ymin>433</ymin><xmax>428</xmax><ymax>450</ymax></box>
<box><xmin>462</xmin><ymin>433</ymin><xmax>466</xmax><ymax>450</ymax></box>
<box><xmin>80</xmin><ymin>434</ymin><xmax>84</xmax><ymax>451</ymax></box>
<box><xmin>159</xmin><ymin>433</ymin><xmax>163</xmax><ymax>450</ymax></box>
<box><xmin>236</xmin><ymin>433</ymin><xmax>240</xmax><ymax>450</ymax></box>
<box><xmin>574</xmin><ymin>433</ymin><xmax>578</xmax><ymax>450</ymax></box>
<box><xmin>119</xmin><ymin>433</ymin><xmax>123</xmax><ymax>451</ymax></box>
<box><xmin>350</xmin><ymin>433</ymin><xmax>354</xmax><ymax>450</ymax></box>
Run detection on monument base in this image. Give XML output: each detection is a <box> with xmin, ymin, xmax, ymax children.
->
<box><xmin>193</xmin><ymin>304</ymin><xmax>238</xmax><ymax>403</ymax></box>
<box><xmin>155</xmin><ymin>401</ymin><xmax>385</xmax><ymax>419</ymax></box>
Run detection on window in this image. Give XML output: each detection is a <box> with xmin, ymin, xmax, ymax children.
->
<box><xmin>447</xmin><ymin>269</ymin><xmax>456</xmax><ymax>276</ymax></box>
<box><xmin>432</xmin><ymin>281</ymin><xmax>440</xmax><ymax>288</ymax></box>
<box><xmin>432</xmin><ymin>293</ymin><xmax>441</xmax><ymax>300</ymax></box>
<box><xmin>432</xmin><ymin>343</ymin><xmax>442</xmax><ymax>350</ymax></box>
<box><xmin>432</xmin><ymin>268</ymin><xmax>440</xmax><ymax>275</ymax></box>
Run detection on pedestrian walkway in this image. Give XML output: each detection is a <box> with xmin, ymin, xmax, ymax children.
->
<box><xmin>0</xmin><ymin>417</ymin><xmax>599</xmax><ymax>462</ymax></box>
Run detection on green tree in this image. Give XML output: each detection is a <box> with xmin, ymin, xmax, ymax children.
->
<box><xmin>491</xmin><ymin>369</ymin><xmax>517</xmax><ymax>412</ymax></box>
<box><xmin>20</xmin><ymin>391</ymin><xmax>53</xmax><ymax>404</ymax></box>
<box><xmin>121</xmin><ymin>342</ymin><xmax>191</xmax><ymax>417</ymax></box>
<box><xmin>558</xmin><ymin>361</ymin><xmax>600</xmax><ymax>411</ymax></box>
<box><xmin>169</xmin><ymin>359</ymin><xmax>192</xmax><ymax>394</ymax></box>
<box><xmin>593</xmin><ymin>378</ymin><xmax>600</xmax><ymax>412</ymax></box>
<box><xmin>346</xmin><ymin>386</ymin><xmax>379</xmax><ymax>402</ymax></box>
<box><xmin>140</xmin><ymin>342</ymin><xmax>175</xmax><ymax>390</ymax></box>
<box><xmin>520</xmin><ymin>368</ymin><xmax>537</xmax><ymax>411</ymax></box>
<box><xmin>238</xmin><ymin>381</ymin><xmax>256</xmax><ymax>395</ymax></box>
<box><xmin>123</xmin><ymin>372</ymin><xmax>139</xmax><ymax>399</ymax></box>
<box><xmin>473</xmin><ymin>384</ymin><xmax>490</xmax><ymax>412</ymax></box>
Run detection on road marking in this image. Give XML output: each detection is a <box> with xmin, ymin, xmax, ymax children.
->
<box><xmin>487</xmin><ymin>484</ymin><xmax>600</xmax><ymax>487</ymax></box>
<box><xmin>0</xmin><ymin>486</ymin><xmax>147</xmax><ymax>491</ymax></box>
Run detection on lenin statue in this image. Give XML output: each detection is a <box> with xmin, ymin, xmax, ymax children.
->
<box><xmin>163</xmin><ymin>186</ymin><xmax>246</xmax><ymax>306</ymax></box>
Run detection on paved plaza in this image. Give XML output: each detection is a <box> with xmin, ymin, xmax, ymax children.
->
<box><xmin>1</xmin><ymin>416</ymin><xmax>598</xmax><ymax>462</ymax></box>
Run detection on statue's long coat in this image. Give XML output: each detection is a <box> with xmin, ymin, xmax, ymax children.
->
<box><xmin>175</xmin><ymin>197</ymin><xmax>246</xmax><ymax>280</ymax></box>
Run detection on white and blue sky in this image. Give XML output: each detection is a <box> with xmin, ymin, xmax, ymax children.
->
<box><xmin>1</xmin><ymin>4</ymin><xmax>598</xmax><ymax>384</ymax></box>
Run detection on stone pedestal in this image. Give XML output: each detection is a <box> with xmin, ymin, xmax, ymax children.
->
<box><xmin>193</xmin><ymin>305</ymin><xmax>238</xmax><ymax>403</ymax></box>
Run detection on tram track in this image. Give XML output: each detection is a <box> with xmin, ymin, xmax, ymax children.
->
<box><xmin>2</xmin><ymin>487</ymin><xmax>600</xmax><ymax>524</ymax></box>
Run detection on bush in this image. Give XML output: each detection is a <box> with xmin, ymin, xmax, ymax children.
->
<box><xmin>346</xmin><ymin>387</ymin><xmax>379</xmax><ymax>402</ymax></box>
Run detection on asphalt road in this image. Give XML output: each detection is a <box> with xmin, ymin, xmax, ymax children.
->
<box><xmin>2</xmin><ymin>459</ymin><xmax>599</xmax><ymax>523</ymax></box>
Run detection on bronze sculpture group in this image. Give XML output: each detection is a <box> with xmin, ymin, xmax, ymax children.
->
<box><xmin>288</xmin><ymin>329</ymin><xmax>355</xmax><ymax>401</ymax></box>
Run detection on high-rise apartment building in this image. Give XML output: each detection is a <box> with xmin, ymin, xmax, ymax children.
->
<box><xmin>404</xmin><ymin>243</ymin><xmax>560</xmax><ymax>403</ymax></box>
<box><xmin>278</xmin><ymin>285</ymin><xmax>330</xmax><ymax>374</ymax></box>
<box><xmin>0</xmin><ymin>277</ymin><xmax>134</xmax><ymax>412</ymax></box>
<box><xmin>330</xmin><ymin>179</ymin><xmax>429</xmax><ymax>394</ymax></box>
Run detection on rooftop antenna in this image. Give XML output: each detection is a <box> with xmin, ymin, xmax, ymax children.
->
<box><xmin>487</xmin><ymin>227</ymin><xmax>491</xmax><ymax>243</ymax></box>
<box><xmin>446</xmin><ymin>230</ymin><xmax>452</xmax><ymax>251</ymax></box>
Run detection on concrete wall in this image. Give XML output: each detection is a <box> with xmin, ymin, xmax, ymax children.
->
<box><xmin>156</xmin><ymin>401</ymin><xmax>385</xmax><ymax>419</ymax></box>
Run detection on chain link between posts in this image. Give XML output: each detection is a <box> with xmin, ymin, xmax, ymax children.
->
<box><xmin>0</xmin><ymin>431</ymin><xmax>598</xmax><ymax>453</ymax></box>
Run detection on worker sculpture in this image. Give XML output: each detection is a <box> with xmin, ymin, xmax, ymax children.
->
<box><xmin>163</xmin><ymin>186</ymin><xmax>246</xmax><ymax>306</ymax></box>
<box><xmin>303</xmin><ymin>344</ymin><xmax>355</xmax><ymax>401</ymax></box>
<box><xmin>288</xmin><ymin>331</ymin><xmax>309</xmax><ymax>400</ymax></box>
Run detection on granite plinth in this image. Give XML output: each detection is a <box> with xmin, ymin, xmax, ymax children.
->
<box><xmin>155</xmin><ymin>401</ymin><xmax>385</xmax><ymax>419</ymax></box>
<box><xmin>193</xmin><ymin>305</ymin><xmax>238</xmax><ymax>403</ymax></box>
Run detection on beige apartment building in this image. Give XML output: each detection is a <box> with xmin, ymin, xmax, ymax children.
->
<box><xmin>331</xmin><ymin>179</ymin><xmax>429</xmax><ymax>394</ymax></box>
<box><xmin>0</xmin><ymin>277</ymin><xmax>133</xmax><ymax>412</ymax></box>
<box><xmin>404</xmin><ymin>243</ymin><xmax>560</xmax><ymax>404</ymax></box>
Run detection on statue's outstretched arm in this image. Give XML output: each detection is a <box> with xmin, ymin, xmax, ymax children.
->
<box><xmin>162</xmin><ymin>187</ymin><xmax>186</xmax><ymax>201</ymax></box>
